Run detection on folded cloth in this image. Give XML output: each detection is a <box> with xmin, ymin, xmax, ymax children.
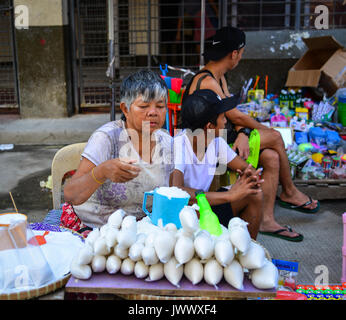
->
<box><xmin>43</xmin><ymin>209</ymin><xmax>62</xmax><ymax>226</ymax></box>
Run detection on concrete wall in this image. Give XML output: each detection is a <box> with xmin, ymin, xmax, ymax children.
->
<box><xmin>12</xmin><ymin>0</ymin><xmax>346</xmax><ymax>118</ymax></box>
<box><xmin>14</xmin><ymin>0</ymin><xmax>69</xmax><ymax>118</ymax></box>
<box><xmin>226</xmin><ymin>29</ymin><xmax>346</xmax><ymax>94</ymax></box>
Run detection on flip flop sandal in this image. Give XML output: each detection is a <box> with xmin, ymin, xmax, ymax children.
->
<box><xmin>278</xmin><ymin>196</ymin><xmax>320</xmax><ymax>214</ymax></box>
<box><xmin>259</xmin><ymin>225</ymin><xmax>304</xmax><ymax>242</ymax></box>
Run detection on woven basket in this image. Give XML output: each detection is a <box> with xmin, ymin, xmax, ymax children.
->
<box><xmin>0</xmin><ymin>274</ymin><xmax>71</xmax><ymax>300</ymax></box>
<box><xmin>0</xmin><ymin>225</ymin><xmax>84</xmax><ymax>300</ymax></box>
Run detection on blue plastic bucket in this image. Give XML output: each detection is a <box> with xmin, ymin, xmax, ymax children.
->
<box><xmin>142</xmin><ymin>188</ymin><xmax>190</xmax><ymax>228</ymax></box>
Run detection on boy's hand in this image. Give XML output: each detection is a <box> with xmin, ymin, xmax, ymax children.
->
<box><xmin>227</xmin><ymin>165</ymin><xmax>264</xmax><ymax>202</ymax></box>
<box><xmin>236</xmin><ymin>164</ymin><xmax>263</xmax><ymax>189</ymax></box>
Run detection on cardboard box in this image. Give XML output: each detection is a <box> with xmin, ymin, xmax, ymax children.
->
<box><xmin>285</xmin><ymin>36</ymin><xmax>346</xmax><ymax>97</ymax></box>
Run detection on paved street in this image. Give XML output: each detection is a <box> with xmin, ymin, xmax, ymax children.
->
<box><xmin>0</xmin><ymin>113</ymin><xmax>345</xmax><ymax>287</ymax></box>
<box><xmin>0</xmin><ymin>139</ymin><xmax>344</xmax><ymax>286</ymax></box>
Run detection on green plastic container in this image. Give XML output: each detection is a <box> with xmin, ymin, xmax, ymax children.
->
<box><xmin>338</xmin><ymin>94</ymin><xmax>346</xmax><ymax>127</ymax></box>
<box><xmin>195</xmin><ymin>190</ymin><xmax>222</xmax><ymax>236</ymax></box>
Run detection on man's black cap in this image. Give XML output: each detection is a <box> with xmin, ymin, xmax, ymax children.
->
<box><xmin>203</xmin><ymin>26</ymin><xmax>246</xmax><ymax>62</ymax></box>
<box><xmin>181</xmin><ymin>89</ymin><xmax>239</xmax><ymax>130</ymax></box>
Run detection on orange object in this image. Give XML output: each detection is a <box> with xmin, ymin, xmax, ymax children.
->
<box><xmin>28</xmin><ymin>231</ymin><xmax>49</xmax><ymax>246</ymax></box>
<box><xmin>253</xmin><ymin>75</ymin><xmax>260</xmax><ymax>90</ymax></box>
<box><xmin>265</xmin><ymin>75</ymin><xmax>268</xmax><ymax>97</ymax></box>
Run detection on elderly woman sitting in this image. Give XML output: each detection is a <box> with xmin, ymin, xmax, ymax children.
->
<box><xmin>63</xmin><ymin>70</ymin><xmax>173</xmax><ymax>235</ymax></box>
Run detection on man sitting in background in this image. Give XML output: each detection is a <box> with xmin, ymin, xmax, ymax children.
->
<box><xmin>181</xmin><ymin>26</ymin><xmax>319</xmax><ymax>242</ymax></box>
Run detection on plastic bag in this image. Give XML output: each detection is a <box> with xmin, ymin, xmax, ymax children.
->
<box><xmin>272</xmin><ymin>259</ymin><xmax>299</xmax><ymax>291</ymax></box>
<box><xmin>0</xmin><ymin>221</ymin><xmax>55</xmax><ymax>293</ymax></box>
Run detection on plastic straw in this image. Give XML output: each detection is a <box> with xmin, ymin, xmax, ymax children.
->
<box><xmin>253</xmin><ymin>76</ymin><xmax>260</xmax><ymax>90</ymax></box>
<box><xmin>9</xmin><ymin>192</ymin><xmax>18</xmax><ymax>213</ymax></box>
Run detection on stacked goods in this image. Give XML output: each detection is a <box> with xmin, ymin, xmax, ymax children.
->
<box><xmin>70</xmin><ymin>208</ymin><xmax>278</xmax><ymax>291</ymax></box>
<box><xmin>295</xmin><ymin>284</ymin><xmax>346</xmax><ymax>300</ymax></box>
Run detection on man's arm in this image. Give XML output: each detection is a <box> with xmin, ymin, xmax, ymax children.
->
<box><xmin>226</xmin><ymin>108</ymin><xmax>269</xmax><ymax>130</ymax></box>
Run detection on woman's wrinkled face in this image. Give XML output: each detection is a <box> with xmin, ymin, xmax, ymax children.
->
<box><xmin>121</xmin><ymin>95</ymin><xmax>166</xmax><ymax>134</ymax></box>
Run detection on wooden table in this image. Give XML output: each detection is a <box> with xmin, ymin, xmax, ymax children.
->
<box><xmin>65</xmin><ymin>273</ymin><xmax>276</xmax><ymax>300</ymax></box>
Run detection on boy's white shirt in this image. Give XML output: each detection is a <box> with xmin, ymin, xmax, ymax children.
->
<box><xmin>173</xmin><ymin>130</ymin><xmax>237</xmax><ymax>192</ymax></box>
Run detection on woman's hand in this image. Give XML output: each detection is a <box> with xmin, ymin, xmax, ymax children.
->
<box><xmin>232</xmin><ymin>133</ymin><xmax>250</xmax><ymax>160</ymax></box>
<box><xmin>99</xmin><ymin>158</ymin><xmax>141</xmax><ymax>183</ymax></box>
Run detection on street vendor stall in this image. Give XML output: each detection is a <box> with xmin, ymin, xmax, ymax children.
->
<box><xmin>61</xmin><ymin>187</ymin><xmax>279</xmax><ymax>300</ymax></box>
<box><xmin>0</xmin><ymin>186</ymin><xmax>279</xmax><ymax>301</ymax></box>
<box><xmin>65</xmin><ymin>272</ymin><xmax>276</xmax><ymax>300</ymax></box>
<box><xmin>236</xmin><ymin>74</ymin><xmax>346</xmax><ymax>201</ymax></box>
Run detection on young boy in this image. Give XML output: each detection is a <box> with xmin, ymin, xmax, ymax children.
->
<box><xmin>171</xmin><ymin>89</ymin><xmax>263</xmax><ymax>239</ymax></box>
<box><xmin>183</xmin><ymin>25</ymin><xmax>310</xmax><ymax>241</ymax></box>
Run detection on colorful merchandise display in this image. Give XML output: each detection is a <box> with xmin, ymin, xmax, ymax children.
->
<box><xmin>237</xmin><ymin>84</ymin><xmax>346</xmax><ymax>182</ymax></box>
<box><xmin>295</xmin><ymin>284</ymin><xmax>346</xmax><ymax>300</ymax></box>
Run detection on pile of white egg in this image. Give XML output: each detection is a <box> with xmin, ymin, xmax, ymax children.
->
<box><xmin>70</xmin><ymin>207</ymin><xmax>278</xmax><ymax>290</ymax></box>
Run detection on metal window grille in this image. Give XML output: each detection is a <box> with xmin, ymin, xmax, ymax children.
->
<box><xmin>0</xmin><ymin>0</ymin><xmax>19</xmax><ymax>111</ymax></box>
<box><xmin>227</xmin><ymin>0</ymin><xmax>346</xmax><ymax>31</ymax></box>
<box><xmin>75</xmin><ymin>0</ymin><xmax>111</xmax><ymax>109</ymax></box>
<box><xmin>72</xmin><ymin>0</ymin><xmax>345</xmax><ymax>112</ymax></box>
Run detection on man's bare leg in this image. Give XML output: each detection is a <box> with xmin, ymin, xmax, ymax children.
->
<box><xmin>231</xmin><ymin>192</ymin><xmax>263</xmax><ymax>239</ymax></box>
<box><xmin>257</xmin><ymin>128</ymin><xmax>318</xmax><ymax>210</ymax></box>
<box><xmin>258</xmin><ymin>149</ymin><xmax>301</xmax><ymax>238</ymax></box>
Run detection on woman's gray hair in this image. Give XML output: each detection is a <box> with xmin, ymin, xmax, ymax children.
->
<box><xmin>120</xmin><ymin>69</ymin><xmax>168</xmax><ymax>111</ymax></box>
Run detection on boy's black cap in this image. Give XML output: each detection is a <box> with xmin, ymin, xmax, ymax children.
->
<box><xmin>181</xmin><ymin>89</ymin><xmax>239</xmax><ymax>129</ymax></box>
<box><xmin>203</xmin><ymin>26</ymin><xmax>246</xmax><ymax>61</ymax></box>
